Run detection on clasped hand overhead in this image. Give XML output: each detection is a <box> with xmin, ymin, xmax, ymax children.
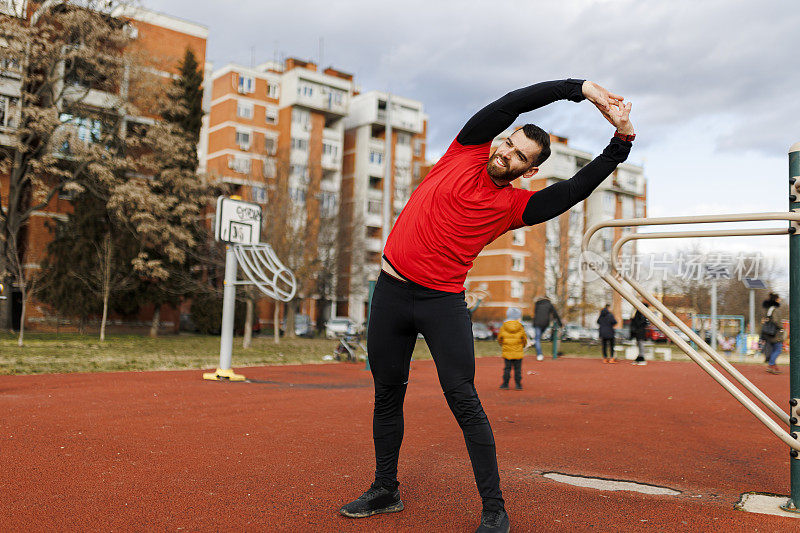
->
<box><xmin>582</xmin><ymin>81</ymin><xmax>634</xmax><ymax>136</ymax></box>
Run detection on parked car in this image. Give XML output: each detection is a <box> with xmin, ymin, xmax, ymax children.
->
<box><xmin>562</xmin><ymin>323</ymin><xmax>598</xmax><ymax>342</ymax></box>
<box><xmin>280</xmin><ymin>314</ymin><xmax>315</xmax><ymax>337</ymax></box>
<box><xmin>562</xmin><ymin>324</ymin><xmax>585</xmax><ymax>341</ymax></box>
<box><xmin>645</xmin><ymin>324</ymin><xmax>667</xmax><ymax>342</ymax></box>
<box><xmin>325</xmin><ymin>317</ymin><xmax>357</xmax><ymax>339</ymax></box>
<box><xmin>487</xmin><ymin>321</ymin><xmax>503</xmax><ymax>339</ymax></box>
<box><xmin>472</xmin><ymin>322</ymin><xmax>493</xmax><ymax>340</ymax></box>
<box><xmin>521</xmin><ymin>320</ymin><xmax>536</xmax><ymax>342</ymax></box>
<box><xmin>669</xmin><ymin>326</ymin><xmax>691</xmax><ymax>343</ymax></box>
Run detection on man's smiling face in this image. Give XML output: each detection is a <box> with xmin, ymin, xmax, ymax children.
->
<box><xmin>486</xmin><ymin>129</ymin><xmax>542</xmax><ymax>183</ymax></box>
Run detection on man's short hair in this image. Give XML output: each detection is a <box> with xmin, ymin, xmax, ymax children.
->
<box><xmin>520</xmin><ymin>124</ymin><xmax>551</xmax><ymax>166</ymax></box>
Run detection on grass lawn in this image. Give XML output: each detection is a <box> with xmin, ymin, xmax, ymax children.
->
<box><xmin>0</xmin><ymin>332</ymin><xmax>774</xmax><ymax>375</ymax></box>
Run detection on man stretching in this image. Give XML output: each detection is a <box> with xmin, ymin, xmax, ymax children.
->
<box><xmin>339</xmin><ymin>79</ymin><xmax>635</xmax><ymax>532</ymax></box>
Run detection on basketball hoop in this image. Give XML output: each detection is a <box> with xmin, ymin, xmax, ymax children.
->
<box><xmin>234</xmin><ymin>243</ymin><xmax>296</xmax><ymax>302</ymax></box>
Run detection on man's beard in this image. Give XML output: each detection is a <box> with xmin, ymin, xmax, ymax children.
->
<box><xmin>486</xmin><ymin>154</ymin><xmax>523</xmax><ymax>181</ymax></box>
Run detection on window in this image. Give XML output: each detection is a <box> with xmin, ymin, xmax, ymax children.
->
<box><xmin>292</xmin><ymin>108</ymin><xmax>310</xmax><ymax>129</ymax></box>
<box><xmin>511</xmin><ymin>255</ymin><xmax>524</xmax><ymax>272</ymax></box>
<box><xmin>0</xmin><ymin>94</ymin><xmax>19</xmax><ymax>128</ymax></box>
<box><xmin>396</xmin><ymin>132</ymin><xmax>410</xmax><ymax>145</ymax></box>
<box><xmin>263</xmin><ymin>158</ymin><xmax>276</xmax><ymax>177</ymax></box>
<box><xmin>289</xmin><ymin>187</ymin><xmax>306</xmax><ymax>205</ymax></box>
<box><xmin>235</xmin><ymin>130</ymin><xmax>251</xmax><ymax>150</ymax></box>
<box><xmin>367</xmin><ymin>199</ymin><xmax>382</xmax><ymax>215</ymax></box>
<box><xmin>369</xmin><ymin>176</ymin><xmax>382</xmax><ymax>190</ymax></box>
<box><xmin>369</xmin><ymin>151</ymin><xmax>383</xmax><ymax>164</ymax></box>
<box><xmin>252</xmin><ymin>186</ymin><xmax>267</xmax><ymax>204</ymax></box>
<box><xmin>237</xmin><ymin>74</ymin><xmax>254</xmax><ymax>94</ymax></box>
<box><xmin>413</xmin><ymin>138</ymin><xmax>423</xmax><ymax>157</ymax></box>
<box><xmin>264</xmin><ymin>136</ymin><xmax>277</xmax><ymax>155</ymax></box>
<box><xmin>323</xmin><ymin>143</ymin><xmax>338</xmax><ymax>158</ymax></box>
<box><xmin>635</xmin><ymin>201</ymin><xmax>645</xmax><ymax>218</ymax></box>
<box><xmin>603</xmin><ymin>191</ymin><xmax>616</xmax><ymax>215</ymax></box>
<box><xmin>265</xmin><ymin>105</ymin><xmax>278</xmax><ymax>124</ymax></box>
<box><xmin>512</xmin><ymin>229</ymin><xmax>525</xmax><ymax>246</ymax></box>
<box><xmin>58</xmin><ymin>113</ymin><xmax>103</xmax><ymax>145</ymax></box>
<box><xmin>229</xmin><ymin>155</ymin><xmax>251</xmax><ymax>174</ymax></box>
<box><xmin>236</xmin><ymin>101</ymin><xmax>253</xmax><ymax>119</ymax></box>
<box><xmin>510</xmin><ymin>280</ymin><xmax>523</xmax><ymax>299</ymax></box>
<box><xmin>621</xmin><ymin>196</ymin><xmax>634</xmax><ymax>219</ymax></box>
<box><xmin>291</xmin><ymin>137</ymin><xmax>309</xmax><ymax>151</ymax></box>
<box><xmin>319</xmin><ymin>192</ymin><xmax>337</xmax><ymax>217</ymax></box>
<box><xmin>297</xmin><ymin>83</ymin><xmax>314</xmax><ymax>97</ymax></box>
<box><xmin>291</xmin><ymin>164</ymin><xmax>309</xmax><ymax>180</ymax></box>
<box><xmin>266</xmin><ymin>81</ymin><xmax>280</xmax><ymax>99</ymax></box>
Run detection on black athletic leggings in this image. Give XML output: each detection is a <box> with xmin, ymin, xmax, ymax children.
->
<box><xmin>367</xmin><ymin>271</ymin><xmax>504</xmax><ymax>511</ymax></box>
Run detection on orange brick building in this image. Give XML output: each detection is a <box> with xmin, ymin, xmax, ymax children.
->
<box><xmin>0</xmin><ymin>4</ymin><xmax>208</xmax><ymax>331</ymax></box>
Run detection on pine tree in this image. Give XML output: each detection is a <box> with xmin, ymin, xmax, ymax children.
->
<box><xmin>108</xmin><ymin>45</ymin><xmax>213</xmax><ymax>336</ymax></box>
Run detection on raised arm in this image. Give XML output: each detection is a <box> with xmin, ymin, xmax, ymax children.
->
<box><xmin>457</xmin><ymin>79</ymin><xmax>585</xmax><ymax>146</ymax></box>
<box><xmin>457</xmin><ymin>79</ymin><xmax>624</xmax><ymax>146</ymax></box>
<box><xmin>522</xmin><ymin>101</ymin><xmax>634</xmax><ymax>226</ymax></box>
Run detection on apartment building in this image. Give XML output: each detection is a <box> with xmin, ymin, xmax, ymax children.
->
<box><xmin>467</xmin><ymin>132</ymin><xmax>646</xmax><ymax>324</ymax></box>
<box><xmin>338</xmin><ymin>92</ymin><xmax>427</xmax><ymax>324</ymax></box>
<box><xmin>0</xmin><ymin>3</ymin><xmax>208</xmax><ymax>330</ymax></box>
<box><xmin>201</xmin><ymin>57</ymin><xmax>356</xmax><ymax>326</ymax></box>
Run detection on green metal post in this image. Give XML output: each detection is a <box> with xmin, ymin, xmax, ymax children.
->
<box><xmin>551</xmin><ymin>324</ymin><xmax>559</xmax><ymax>359</ymax></box>
<box><xmin>783</xmin><ymin>142</ymin><xmax>800</xmax><ymax>513</ymax></box>
<box><xmin>365</xmin><ymin>280</ymin><xmax>376</xmax><ymax>371</ymax></box>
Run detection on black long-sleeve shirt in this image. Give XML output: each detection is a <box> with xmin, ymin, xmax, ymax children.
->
<box><xmin>456</xmin><ymin>79</ymin><xmax>632</xmax><ymax>226</ymax></box>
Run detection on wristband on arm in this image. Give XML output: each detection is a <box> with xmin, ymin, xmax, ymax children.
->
<box><xmin>614</xmin><ymin>131</ymin><xmax>636</xmax><ymax>142</ymax></box>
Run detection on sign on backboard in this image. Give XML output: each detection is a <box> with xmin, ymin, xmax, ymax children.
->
<box><xmin>215</xmin><ymin>196</ymin><xmax>262</xmax><ymax>245</ymax></box>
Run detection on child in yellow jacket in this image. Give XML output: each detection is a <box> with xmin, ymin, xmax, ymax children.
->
<box><xmin>497</xmin><ymin>307</ymin><xmax>528</xmax><ymax>390</ymax></box>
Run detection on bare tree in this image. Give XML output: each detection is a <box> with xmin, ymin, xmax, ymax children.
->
<box><xmin>0</xmin><ymin>1</ymin><xmax>137</xmax><ymax>341</ymax></box>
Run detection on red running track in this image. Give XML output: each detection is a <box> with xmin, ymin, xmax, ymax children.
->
<box><xmin>0</xmin><ymin>356</ymin><xmax>795</xmax><ymax>532</ymax></box>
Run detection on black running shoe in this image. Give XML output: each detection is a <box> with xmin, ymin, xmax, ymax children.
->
<box><xmin>339</xmin><ymin>483</ymin><xmax>404</xmax><ymax>518</ymax></box>
<box><xmin>475</xmin><ymin>508</ymin><xmax>510</xmax><ymax>533</ymax></box>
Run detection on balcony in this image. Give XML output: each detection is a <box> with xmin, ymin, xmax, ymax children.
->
<box><xmin>365</xmin><ymin>213</ymin><xmax>383</xmax><ymax>228</ymax></box>
<box><xmin>294</xmin><ymin>91</ymin><xmax>348</xmax><ymax>117</ymax></box>
<box><xmin>322</xmin><ymin>152</ymin><xmax>341</xmax><ymax>171</ymax></box>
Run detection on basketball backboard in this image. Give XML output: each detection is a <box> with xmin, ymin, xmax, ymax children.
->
<box><xmin>215</xmin><ymin>196</ymin><xmax>262</xmax><ymax>245</ymax></box>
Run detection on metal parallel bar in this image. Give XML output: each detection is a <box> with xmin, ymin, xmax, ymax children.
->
<box><xmin>583</xmin><ymin>211</ymin><xmax>800</xmax><ymax>250</ymax></box>
<box><xmin>595</xmin><ymin>269</ymin><xmax>800</xmax><ymax>451</ymax></box>
<box><xmin>611</xmin><ymin>228</ymin><xmax>791</xmax><ymax>425</ymax></box>
<box><xmin>581</xmin><ymin>213</ymin><xmax>800</xmax><ymax>451</ymax></box>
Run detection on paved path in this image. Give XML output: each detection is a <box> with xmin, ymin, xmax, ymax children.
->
<box><xmin>0</xmin><ymin>357</ymin><xmax>794</xmax><ymax>531</ymax></box>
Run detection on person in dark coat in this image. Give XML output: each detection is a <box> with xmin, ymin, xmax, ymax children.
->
<box><xmin>597</xmin><ymin>304</ymin><xmax>617</xmax><ymax>363</ymax></box>
<box><xmin>532</xmin><ymin>296</ymin><xmax>562</xmax><ymax>361</ymax></box>
<box><xmin>629</xmin><ymin>303</ymin><xmax>649</xmax><ymax>365</ymax></box>
<box><xmin>761</xmin><ymin>293</ymin><xmax>784</xmax><ymax>374</ymax></box>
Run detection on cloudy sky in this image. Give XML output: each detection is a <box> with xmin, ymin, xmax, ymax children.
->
<box><xmin>146</xmin><ymin>0</ymin><xmax>798</xmax><ymax>280</ymax></box>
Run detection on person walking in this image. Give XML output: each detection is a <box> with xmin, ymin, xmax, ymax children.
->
<box><xmin>532</xmin><ymin>296</ymin><xmax>562</xmax><ymax>361</ymax></box>
<box><xmin>339</xmin><ymin>78</ymin><xmax>634</xmax><ymax>533</ymax></box>
<box><xmin>498</xmin><ymin>307</ymin><xmax>527</xmax><ymax>390</ymax></box>
<box><xmin>761</xmin><ymin>293</ymin><xmax>784</xmax><ymax>374</ymax></box>
<box><xmin>629</xmin><ymin>303</ymin><xmax>649</xmax><ymax>366</ymax></box>
<box><xmin>597</xmin><ymin>304</ymin><xmax>617</xmax><ymax>363</ymax></box>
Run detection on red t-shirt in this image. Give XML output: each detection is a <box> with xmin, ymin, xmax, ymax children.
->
<box><xmin>383</xmin><ymin>139</ymin><xmax>535</xmax><ymax>292</ymax></box>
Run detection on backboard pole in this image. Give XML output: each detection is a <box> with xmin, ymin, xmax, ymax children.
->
<box><xmin>203</xmin><ymin>245</ymin><xmax>246</xmax><ymax>381</ymax></box>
